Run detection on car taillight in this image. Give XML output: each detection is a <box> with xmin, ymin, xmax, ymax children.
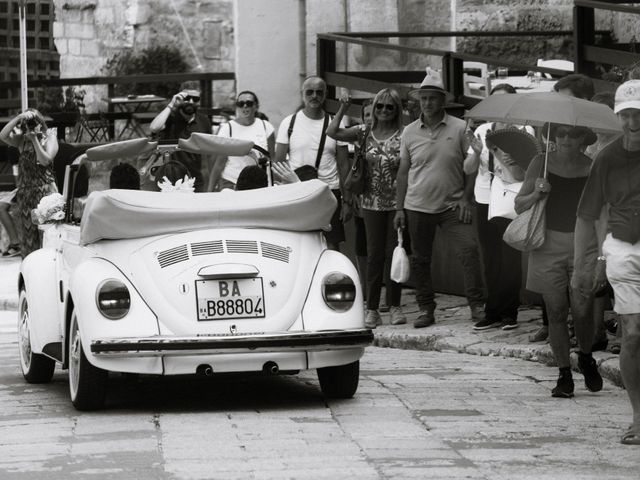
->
<box><xmin>96</xmin><ymin>279</ymin><xmax>131</xmax><ymax>320</ymax></box>
<box><xmin>322</xmin><ymin>272</ymin><xmax>356</xmax><ymax>312</ymax></box>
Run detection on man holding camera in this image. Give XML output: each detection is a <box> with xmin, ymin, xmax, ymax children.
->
<box><xmin>150</xmin><ymin>81</ymin><xmax>212</xmax><ymax>192</ymax></box>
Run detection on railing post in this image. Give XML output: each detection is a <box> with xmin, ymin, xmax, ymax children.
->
<box><xmin>200</xmin><ymin>79</ymin><xmax>212</xmax><ymax>109</ymax></box>
<box><xmin>574</xmin><ymin>4</ymin><xmax>596</xmax><ymax>77</ymax></box>
<box><xmin>317</xmin><ymin>37</ymin><xmax>337</xmax><ymax>99</ymax></box>
<box><xmin>442</xmin><ymin>54</ymin><xmax>463</xmax><ymax>102</ymax></box>
<box><xmin>107</xmin><ymin>83</ymin><xmax>115</xmax><ymax>139</ymax></box>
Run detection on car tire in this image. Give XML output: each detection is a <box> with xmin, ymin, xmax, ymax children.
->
<box><xmin>317</xmin><ymin>360</ymin><xmax>360</xmax><ymax>399</ymax></box>
<box><xmin>68</xmin><ymin>310</ymin><xmax>107</xmax><ymax>410</ymax></box>
<box><xmin>18</xmin><ymin>289</ymin><xmax>55</xmax><ymax>383</ymax></box>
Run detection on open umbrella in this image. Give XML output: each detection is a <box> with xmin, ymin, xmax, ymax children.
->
<box><xmin>466</xmin><ymin>92</ymin><xmax>621</xmax><ymax>134</ymax></box>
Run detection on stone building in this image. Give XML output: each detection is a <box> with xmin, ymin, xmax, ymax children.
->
<box><xmin>8</xmin><ymin>0</ymin><xmax>640</xmax><ymax>125</ymax></box>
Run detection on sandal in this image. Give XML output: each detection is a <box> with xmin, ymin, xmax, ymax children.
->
<box><xmin>621</xmin><ymin>425</ymin><xmax>640</xmax><ymax>445</ymax></box>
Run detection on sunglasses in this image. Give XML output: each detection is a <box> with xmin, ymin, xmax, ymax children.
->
<box><xmin>184</xmin><ymin>95</ymin><xmax>200</xmax><ymax>103</ymax></box>
<box><xmin>375</xmin><ymin>103</ymin><xmax>396</xmax><ymax>112</ymax></box>
<box><xmin>236</xmin><ymin>100</ymin><xmax>255</xmax><ymax>108</ymax></box>
<box><xmin>555</xmin><ymin>127</ymin><xmax>583</xmax><ymax>138</ymax></box>
<box><xmin>304</xmin><ymin>89</ymin><xmax>325</xmax><ymax>97</ymax></box>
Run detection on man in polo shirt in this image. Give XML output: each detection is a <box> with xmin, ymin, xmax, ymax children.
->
<box><xmin>574</xmin><ymin>79</ymin><xmax>640</xmax><ymax>446</ymax></box>
<box><xmin>394</xmin><ymin>68</ymin><xmax>485</xmax><ymax>328</ymax></box>
<box><xmin>150</xmin><ymin>81</ymin><xmax>212</xmax><ymax>192</ymax></box>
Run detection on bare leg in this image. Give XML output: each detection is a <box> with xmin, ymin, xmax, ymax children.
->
<box><xmin>0</xmin><ymin>203</ymin><xmax>19</xmax><ymax>244</ymax></box>
<box><xmin>571</xmin><ymin>287</ymin><xmax>595</xmax><ymax>354</ymax></box>
<box><xmin>543</xmin><ymin>292</ymin><xmax>571</xmax><ymax>368</ymax></box>
<box><xmin>619</xmin><ymin>313</ymin><xmax>640</xmax><ymax>432</ymax></box>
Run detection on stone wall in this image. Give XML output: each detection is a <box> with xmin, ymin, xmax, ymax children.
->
<box><xmin>53</xmin><ymin>0</ymin><xmax>236</xmax><ymax>110</ymax></box>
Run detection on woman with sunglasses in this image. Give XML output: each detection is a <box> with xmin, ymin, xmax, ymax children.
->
<box><xmin>208</xmin><ymin>91</ymin><xmax>275</xmax><ymax>191</ymax></box>
<box><xmin>515</xmin><ymin>123</ymin><xmax>602</xmax><ymax>399</ymax></box>
<box><xmin>0</xmin><ymin>109</ymin><xmax>58</xmax><ymax>258</ymax></box>
<box><xmin>327</xmin><ymin>88</ymin><xmax>406</xmax><ymax>328</ymax></box>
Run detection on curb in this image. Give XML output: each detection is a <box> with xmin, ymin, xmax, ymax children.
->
<box><xmin>373</xmin><ymin>329</ymin><xmax>623</xmax><ymax>388</ymax></box>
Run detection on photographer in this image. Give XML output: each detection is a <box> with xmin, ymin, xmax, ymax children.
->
<box><xmin>0</xmin><ymin>109</ymin><xmax>59</xmax><ymax>257</ymax></box>
<box><xmin>150</xmin><ymin>81</ymin><xmax>212</xmax><ymax>192</ymax></box>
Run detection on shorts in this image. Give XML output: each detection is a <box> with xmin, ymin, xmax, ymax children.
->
<box><xmin>603</xmin><ymin>233</ymin><xmax>640</xmax><ymax>314</ymax></box>
<box><xmin>526</xmin><ymin>229</ymin><xmax>574</xmax><ymax>295</ymax></box>
<box><xmin>324</xmin><ymin>189</ymin><xmax>345</xmax><ymax>246</ymax></box>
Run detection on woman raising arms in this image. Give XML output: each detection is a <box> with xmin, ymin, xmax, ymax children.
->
<box><xmin>0</xmin><ymin>109</ymin><xmax>59</xmax><ymax>257</ymax></box>
<box><xmin>328</xmin><ymin>88</ymin><xmax>406</xmax><ymax>328</ymax></box>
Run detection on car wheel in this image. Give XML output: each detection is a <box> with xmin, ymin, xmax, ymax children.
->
<box><xmin>317</xmin><ymin>360</ymin><xmax>360</xmax><ymax>399</ymax></box>
<box><xmin>18</xmin><ymin>289</ymin><xmax>55</xmax><ymax>383</ymax></box>
<box><xmin>68</xmin><ymin>310</ymin><xmax>107</xmax><ymax>410</ymax></box>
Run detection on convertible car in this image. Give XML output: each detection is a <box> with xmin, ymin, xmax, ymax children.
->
<box><xmin>18</xmin><ymin>135</ymin><xmax>372</xmax><ymax>410</ymax></box>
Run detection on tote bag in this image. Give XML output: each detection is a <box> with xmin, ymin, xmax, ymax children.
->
<box><xmin>502</xmin><ymin>195</ymin><xmax>547</xmax><ymax>251</ymax></box>
<box><xmin>390</xmin><ymin>228</ymin><xmax>410</xmax><ymax>283</ymax></box>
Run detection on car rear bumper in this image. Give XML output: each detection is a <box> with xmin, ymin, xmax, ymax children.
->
<box><xmin>90</xmin><ymin>329</ymin><xmax>374</xmax><ymax>357</ymax></box>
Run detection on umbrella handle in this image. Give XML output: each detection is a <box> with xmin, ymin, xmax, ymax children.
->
<box><xmin>543</xmin><ymin>122</ymin><xmax>550</xmax><ymax>179</ymax></box>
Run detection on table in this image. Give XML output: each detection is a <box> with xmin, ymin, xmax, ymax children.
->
<box><xmin>103</xmin><ymin>95</ymin><xmax>166</xmax><ymax>139</ymax></box>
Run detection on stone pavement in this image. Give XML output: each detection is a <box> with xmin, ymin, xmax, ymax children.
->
<box><xmin>0</xmin><ymin>256</ymin><xmax>623</xmax><ymax>389</ymax></box>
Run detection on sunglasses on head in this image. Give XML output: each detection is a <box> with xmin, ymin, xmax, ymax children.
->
<box><xmin>555</xmin><ymin>127</ymin><xmax>583</xmax><ymax>138</ymax></box>
<box><xmin>236</xmin><ymin>100</ymin><xmax>255</xmax><ymax>108</ymax></box>
<box><xmin>184</xmin><ymin>95</ymin><xmax>200</xmax><ymax>103</ymax></box>
<box><xmin>375</xmin><ymin>103</ymin><xmax>396</xmax><ymax>112</ymax></box>
<box><xmin>304</xmin><ymin>89</ymin><xmax>325</xmax><ymax>97</ymax></box>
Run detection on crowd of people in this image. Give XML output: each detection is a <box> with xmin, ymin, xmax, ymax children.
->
<box><xmin>0</xmin><ymin>69</ymin><xmax>639</xmax><ymax>445</ymax></box>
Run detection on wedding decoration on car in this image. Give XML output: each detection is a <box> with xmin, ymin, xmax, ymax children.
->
<box><xmin>31</xmin><ymin>192</ymin><xmax>65</xmax><ymax>224</ymax></box>
<box><xmin>157</xmin><ymin>175</ymin><xmax>196</xmax><ymax>193</ymax></box>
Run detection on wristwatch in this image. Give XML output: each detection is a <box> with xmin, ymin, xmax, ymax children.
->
<box><xmin>597</xmin><ymin>255</ymin><xmax>606</xmax><ymax>262</ymax></box>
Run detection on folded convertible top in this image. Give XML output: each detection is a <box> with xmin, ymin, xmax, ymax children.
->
<box><xmin>80</xmin><ymin>180</ymin><xmax>336</xmax><ymax>245</ymax></box>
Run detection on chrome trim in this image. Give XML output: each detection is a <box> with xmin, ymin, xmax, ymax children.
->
<box><xmin>90</xmin><ymin>329</ymin><xmax>373</xmax><ymax>357</ymax></box>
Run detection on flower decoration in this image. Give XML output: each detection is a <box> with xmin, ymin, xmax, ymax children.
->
<box><xmin>31</xmin><ymin>192</ymin><xmax>65</xmax><ymax>224</ymax></box>
<box><xmin>157</xmin><ymin>175</ymin><xmax>196</xmax><ymax>193</ymax></box>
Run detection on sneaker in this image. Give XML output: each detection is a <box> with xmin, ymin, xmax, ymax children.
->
<box><xmin>414</xmin><ymin>310</ymin><xmax>435</xmax><ymax>328</ymax></box>
<box><xmin>389</xmin><ymin>306</ymin><xmax>407</xmax><ymax>325</ymax></box>
<box><xmin>500</xmin><ymin>318</ymin><xmax>518</xmax><ymax>330</ymax></box>
<box><xmin>2</xmin><ymin>244</ymin><xmax>20</xmax><ymax>257</ymax></box>
<box><xmin>364</xmin><ymin>310</ymin><xmax>381</xmax><ymax>329</ymax></box>
<box><xmin>578</xmin><ymin>352</ymin><xmax>603</xmax><ymax>392</ymax></box>
<box><xmin>528</xmin><ymin>325</ymin><xmax>548</xmax><ymax>342</ymax></box>
<box><xmin>551</xmin><ymin>370</ymin><xmax>575</xmax><ymax>398</ymax></box>
<box><xmin>473</xmin><ymin>318</ymin><xmax>501</xmax><ymax>330</ymax></box>
<box><xmin>470</xmin><ymin>305</ymin><xmax>486</xmax><ymax>323</ymax></box>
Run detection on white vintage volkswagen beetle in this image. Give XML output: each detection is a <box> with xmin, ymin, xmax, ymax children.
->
<box><xmin>18</xmin><ymin>135</ymin><xmax>371</xmax><ymax>410</ymax></box>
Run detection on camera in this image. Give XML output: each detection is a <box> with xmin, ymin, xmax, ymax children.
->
<box><xmin>18</xmin><ymin>116</ymin><xmax>40</xmax><ymax>133</ymax></box>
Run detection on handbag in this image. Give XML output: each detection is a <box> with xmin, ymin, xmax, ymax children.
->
<box><xmin>390</xmin><ymin>228</ymin><xmax>410</xmax><ymax>283</ymax></box>
<box><xmin>502</xmin><ymin>196</ymin><xmax>547</xmax><ymax>251</ymax></box>
<box><xmin>488</xmin><ymin>175</ymin><xmax>522</xmax><ymax>220</ymax></box>
<box><xmin>344</xmin><ymin>125</ymin><xmax>371</xmax><ymax>195</ymax></box>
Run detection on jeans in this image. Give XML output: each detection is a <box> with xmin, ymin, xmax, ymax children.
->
<box><xmin>406</xmin><ymin>208</ymin><xmax>485</xmax><ymax>311</ymax></box>
<box><xmin>476</xmin><ymin>203</ymin><xmax>521</xmax><ymax>321</ymax></box>
<box><xmin>362</xmin><ymin>209</ymin><xmax>402</xmax><ymax>310</ymax></box>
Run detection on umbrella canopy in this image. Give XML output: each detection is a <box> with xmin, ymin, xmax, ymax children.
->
<box><xmin>485</xmin><ymin>128</ymin><xmax>543</xmax><ymax>170</ymax></box>
<box><xmin>466</xmin><ymin>92</ymin><xmax>621</xmax><ymax>134</ymax></box>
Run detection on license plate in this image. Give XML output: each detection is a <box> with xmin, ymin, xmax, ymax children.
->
<box><xmin>195</xmin><ymin>278</ymin><xmax>265</xmax><ymax>321</ymax></box>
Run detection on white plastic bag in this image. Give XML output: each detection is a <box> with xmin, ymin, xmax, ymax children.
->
<box><xmin>390</xmin><ymin>228</ymin><xmax>410</xmax><ymax>283</ymax></box>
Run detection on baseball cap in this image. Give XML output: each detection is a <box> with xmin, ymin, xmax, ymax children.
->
<box><xmin>614</xmin><ymin>80</ymin><xmax>640</xmax><ymax>113</ymax></box>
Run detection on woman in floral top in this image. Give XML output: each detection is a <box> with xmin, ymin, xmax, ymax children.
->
<box><xmin>0</xmin><ymin>109</ymin><xmax>58</xmax><ymax>257</ymax></box>
<box><xmin>328</xmin><ymin>88</ymin><xmax>405</xmax><ymax>328</ymax></box>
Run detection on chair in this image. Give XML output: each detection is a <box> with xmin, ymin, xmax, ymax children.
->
<box><xmin>73</xmin><ymin>95</ymin><xmax>110</xmax><ymax>143</ymax></box>
<box><xmin>537</xmin><ymin>59</ymin><xmax>574</xmax><ymax>78</ymax></box>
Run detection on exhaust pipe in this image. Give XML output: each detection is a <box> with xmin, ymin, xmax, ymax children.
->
<box><xmin>263</xmin><ymin>361</ymin><xmax>279</xmax><ymax>375</ymax></box>
<box><xmin>196</xmin><ymin>364</ymin><xmax>214</xmax><ymax>376</ymax></box>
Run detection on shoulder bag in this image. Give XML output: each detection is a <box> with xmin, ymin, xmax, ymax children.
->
<box><xmin>344</xmin><ymin>125</ymin><xmax>371</xmax><ymax>195</ymax></box>
<box><xmin>502</xmin><ymin>156</ymin><xmax>548</xmax><ymax>251</ymax></box>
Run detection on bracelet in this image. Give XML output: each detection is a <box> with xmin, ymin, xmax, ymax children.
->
<box><xmin>597</xmin><ymin>255</ymin><xmax>606</xmax><ymax>262</ymax></box>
